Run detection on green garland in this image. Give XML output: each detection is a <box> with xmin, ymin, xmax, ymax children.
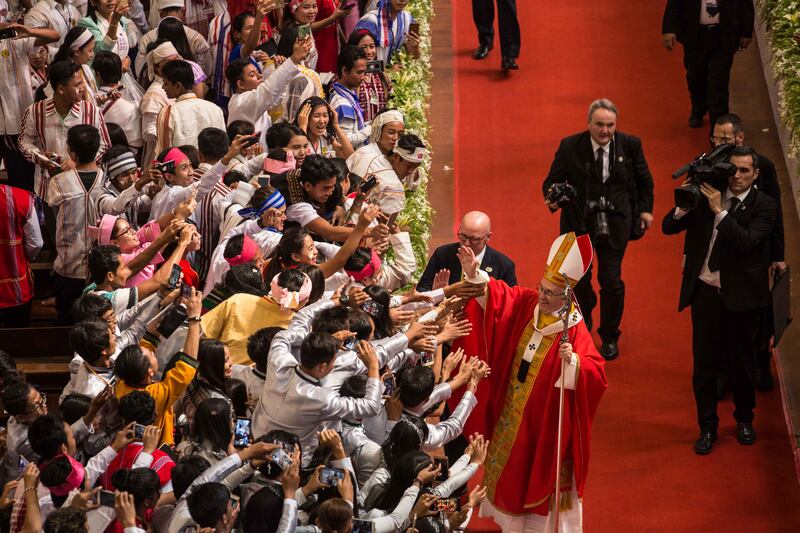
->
<box><xmin>758</xmin><ymin>0</ymin><xmax>800</xmax><ymax>167</ymax></box>
<box><xmin>388</xmin><ymin>0</ymin><xmax>435</xmax><ymax>274</ymax></box>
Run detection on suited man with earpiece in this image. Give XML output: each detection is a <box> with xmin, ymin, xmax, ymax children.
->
<box><xmin>662</xmin><ymin>145</ymin><xmax>776</xmax><ymax>455</ymax></box>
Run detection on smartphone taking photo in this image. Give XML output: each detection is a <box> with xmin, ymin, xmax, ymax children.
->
<box><xmin>234</xmin><ymin>418</ymin><xmax>252</xmax><ymax>448</ymax></box>
<box><xmin>319</xmin><ymin>467</ymin><xmax>345</xmax><ymax>486</ymax></box>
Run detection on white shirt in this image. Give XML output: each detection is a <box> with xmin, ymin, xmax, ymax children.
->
<box><xmin>696</xmin><ymin>187</ymin><xmax>751</xmax><ymax>288</ymax></box>
<box><xmin>700</xmin><ymin>0</ymin><xmax>721</xmax><ymax>25</ymax></box>
<box><xmin>155</xmin><ymin>93</ymin><xmax>226</xmax><ymax>154</ymax></box>
<box><xmin>149</xmin><ymin>160</ymin><xmax>228</xmax><ymax>220</ymax></box>
<box><xmin>590</xmin><ymin>137</ymin><xmax>611</xmax><ymax>183</ymax></box>
<box><xmin>99</xmin><ymin>87</ymin><xmax>143</xmax><ymax>147</ymax></box>
<box><xmin>24</xmin><ymin>0</ymin><xmax>81</xmax><ymax>59</ymax></box>
<box><xmin>346</xmin><ymin>143</ymin><xmax>405</xmax><ymax>214</ymax></box>
<box><xmin>227</xmin><ymin>58</ymin><xmax>299</xmax><ymax>146</ymax></box>
<box><xmin>0</xmin><ymin>36</ymin><xmax>35</xmax><ymax>136</ymax></box>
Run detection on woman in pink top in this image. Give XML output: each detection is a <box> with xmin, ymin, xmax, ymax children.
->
<box><xmin>93</xmin><ymin>194</ymin><xmax>196</xmax><ymax>287</ymax></box>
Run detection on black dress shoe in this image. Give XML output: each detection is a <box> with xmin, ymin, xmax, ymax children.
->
<box><xmin>736</xmin><ymin>422</ymin><xmax>756</xmax><ymax>445</ymax></box>
<box><xmin>688</xmin><ymin>114</ymin><xmax>703</xmax><ymax>128</ymax></box>
<box><xmin>472</xmin><ymin>44</ymin><xmax>492</xmax><ymax>60</ymax></box>
<box><xmin>694</xmin><ymin>429</ymin><xmax>717</xmax><ymax>455</ymax></box>
<box><xmin>600</xmin><ymin>342</ymin><xmax>619</xmax><ymax>361</ymax></box>
<box><xmin>501</xmin><ymin>56</ymin><xmax>519</xmax><ymax>71</ymax></box>
<box><xmin>756</xmin><ymin>365</ymin><xmax>775</xmax><ymax>392</ymax></box>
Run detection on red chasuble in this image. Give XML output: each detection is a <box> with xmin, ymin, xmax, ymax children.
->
<box><xmin>451</xmin><ymin>278</ymin><xmax>607</xmax><ymax>516</ymax></box>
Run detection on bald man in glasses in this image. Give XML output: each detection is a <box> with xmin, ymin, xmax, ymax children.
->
<box><xmin>417</xmin><ymin>210</ymin><xmax>517</xmax><ymax>292</ymax></box>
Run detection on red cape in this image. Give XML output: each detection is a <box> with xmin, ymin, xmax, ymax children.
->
<box><xmin>450</xmin><ymin>279</ymin><xmax>607</xmax><ymax>515</ymax></box>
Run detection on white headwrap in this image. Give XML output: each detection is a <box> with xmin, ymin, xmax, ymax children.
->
<box><xmin>394</xmin><ymin>144</ymin><xmax>427</xmax><ymax>164</ymax></box>
<box><xmin>369</xmin><ymin>109</ymin><xmax>405</xmax><ymax>144</ymax></box>
<box><xmin>69</xmin><ymin>28</ymin><xmax>93</xmax><ymax>51</ymax></box>
<box><xmin>146</xmin><ymin>42</ymin><xmax>180</xmax><ymax>80</ymax></box>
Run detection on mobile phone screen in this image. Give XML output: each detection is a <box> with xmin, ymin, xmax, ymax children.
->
<box><xmin>167</xmin><ymin>264</ymin><xmax>182</xmax><ymax>289</ymax></box>
<box><xmin>234</xmin><ymin>418</ymin><xmax>252</xmax><ymax>448</ymax></box>
<box><xmin>319</xmin><ymin>467</ymin><xmax>345</xmax><ymax>486</ymax></box>
<box><xmin>158</xmin><ymin>443</ymin><xmax>179</xmax><ymax>462</ymax></box>
<box><xmin>133</xmin><ymin>423</ymin><xmax>146</xmax><ymax>440</ymax></box>
<box><xmin>98</xmin><ymin>490</ymin><xmax>116</xmax><ymax>507</ymax></box>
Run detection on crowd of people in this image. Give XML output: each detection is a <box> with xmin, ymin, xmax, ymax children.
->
<box><xmin>0</xmin><ymin>0</ymin><xmax>511</xmax><ymax>532</ymax></box>
<box><xmin>0</xmin><ymin>0</ymin><xmax>785</xmax><ymax>531</ymax></box>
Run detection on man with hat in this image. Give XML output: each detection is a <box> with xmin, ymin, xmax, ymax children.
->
<box><xmin>453</xmin><ymin>232</ymin><xmax>607</xmax><ymax>532</ymax></box>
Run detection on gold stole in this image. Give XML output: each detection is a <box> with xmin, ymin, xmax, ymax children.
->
<box><xmin>484</xmin><ymin>315</ymin><xmax>558</xmax><ymax>501</ymax></box>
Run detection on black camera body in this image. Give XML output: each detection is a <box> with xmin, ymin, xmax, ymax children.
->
<box><xmin>545</xmin><ymin>182</ymin><xmax>577</xmax><ymax>210</ymax></box>
<box><xmin>672</xmin><ymin>143</ymin><xmax>736</xmax><ymax>210</ymax></box>
<box><xmin>586</xmin><ymin>196</ymin><xmax>615</xmax><ymax>243</ymax></box>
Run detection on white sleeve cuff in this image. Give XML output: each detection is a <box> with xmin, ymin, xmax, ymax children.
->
<box><xmin>554</xmin><ymin>353</ymin><xmax>578</xmax><ymax>390</ymax></box>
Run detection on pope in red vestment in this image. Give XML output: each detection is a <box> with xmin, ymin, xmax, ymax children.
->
<box><xmin>451</xmin><ymin>232</ymin><xmax>607</xmax><ymax>531</ymax></box>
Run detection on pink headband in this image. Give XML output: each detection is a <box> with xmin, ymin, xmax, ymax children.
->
<box><xmin>163</xmin><ymin>147</ymin><xmax>189</xmax><ymax>166</ymax></box>
<box><xmin>226</xmin><ymin>234</ymin><xmax>258</xmax><ymax>267</ymax></box>
<box><xmin>44</xmin><ymin>455</ymin><xmax>85</xmax><ymax>497</ymax></box>
<box><xmin>290</xmin><ymin>0</ymin><xmax>304</xmax><ymax>12</ymax></box>
<box><xmin>88</xmin><ymin>214</ymin><xmax>119</xmax><ymax>245</ymax></box>
<box><xmin>263</xmin><ymin>151</ymin><xmax>296</xmax><ymax>174</ymax></box>
<box><xmin>270</xmin><ymin>272</ymin><xmax>313</xmax><ymax>311</ymax></box>
<box><xmin>345</xmin><ymin>249</ymin><xmax>382</xmax><ymax>282</ymax></box>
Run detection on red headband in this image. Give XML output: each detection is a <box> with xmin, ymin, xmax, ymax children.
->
<box><xmin>226</xmin><ymin>235</ymin><xmax>258</xmax><ymax>267</ymax></box>
<box><xmin>42</xmin><ymin>454</ymin><xmax>85</xmax><ymax>496</ymax></box>
<box><xmin>345</xmin><ymin>249</ymin><xmax>382</xmax><ymax>282</ymax></box>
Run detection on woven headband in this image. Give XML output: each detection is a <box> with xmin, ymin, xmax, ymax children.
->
<box><xmin>238</xmin><ymin>189</ymin><xmax>286</xmax><ymax>220</ymax></box>
<box><xmin>105</xmin><ymin>152</ymin><xmax>138</xmax><ymax>180</ymax></box>
<box><xmin>69</xmin><ymin>29</ymin><xmax>93</xmax><ymax>51</ymax></box>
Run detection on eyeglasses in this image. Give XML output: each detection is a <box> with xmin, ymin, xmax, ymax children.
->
<box><xmin>710</xmin><ymin>136</ymin><xmax>736</xmax><ymax>144</ymax></box>
<box><xmin>457</xmin><ymin>233</ymin><xmax>489</xmax><ymax>245</ymax></box>
<box><xmin>111</xmin><ymin>225</ymin><xmax>135</xmax><ymax>240</ymax></box>
<box><xmin>537</xmin><ymin>283</ymin><xmax>564</xmax><ymax>299</ymax></box>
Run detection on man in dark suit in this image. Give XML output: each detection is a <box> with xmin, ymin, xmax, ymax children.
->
<box><xmin>542</xmin><ymin>99</ymin><xmax>655</xmax><ymax>361</ymax></box>
<box><xmin>661</xmin><ymin>0</ymin><xmax>754</xmax><ymax>128</ymax></box>
<box><xmin>417</xmin><ymin>211</ymin><xmax>516</xmax><ymax>292</ymax></box>
<box><xmin>711</xmin><ymin>113</ymin><xmax>786</xmax><ymax>391</ymax></box>
<box><xmin>662</xmin><ymin>146</ymin><xmax>776</xmax><ymax>455</ymax></box>
<box><xmin>471</xmin><ymin>0</ymin><xmax>521</xmax><ymax>72</ymax></box>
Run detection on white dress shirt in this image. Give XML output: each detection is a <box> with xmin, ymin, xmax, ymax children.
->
<box><xmin>696</xmin><ymin>187</ymin><xmax>751</xmax><ymax>288</ymax></box>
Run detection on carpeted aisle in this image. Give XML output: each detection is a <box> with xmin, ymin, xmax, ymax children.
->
<box><xmin>449</xmin><ymin>1</ymin><xmax>800</xmax><ymax>531</ymax></box>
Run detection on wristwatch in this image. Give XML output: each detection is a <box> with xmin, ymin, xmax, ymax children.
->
<box><xmin>187</xmin><ymin>316</ymin><xmax>202</xmax><ymax>323</ymax></box>
<box><xmin>340</xmin><ymin>292</ymin><xmax>350</xmax><ymax>305</ymax></box>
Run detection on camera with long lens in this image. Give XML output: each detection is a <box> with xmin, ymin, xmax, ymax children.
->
<box><xmin>672</xmin><ymin>143</ymin><xmax>736</xmax><ymax>210</ymax></box>
<box><xmin>545</xmin><ymin>182</ymin><xmax>577</xmax><ymax>211</ymax></box>
<box><xmin>586</xmin><ymin>196</ymin><xmax>614</xmax><ymax>243</ymax></box>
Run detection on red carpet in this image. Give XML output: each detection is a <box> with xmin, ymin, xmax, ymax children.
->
<box><xmin>448</xmin><ymin>1</ymin><xmax>800</xmax><ymax>531</ymax></box>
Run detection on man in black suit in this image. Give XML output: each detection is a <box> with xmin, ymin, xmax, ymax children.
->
<box><xmin>711</xmin><ymin>113</ymin><xmax>786</xmax><ymax>391</ymax></box>
<box><xmin>471</xmin><ymin>0</ymin><xmax>521</xmax><ymax>72</ymax></box>
<box><xmin>542</xmin><ymin>99</ymin><xmax>655</xmax><ymax>361</ymax></box>
<box><xmin>661</xmin><ymin>0</ymin><xmax>754</xmax><ymax>128</ymax></box>
<box><xmin>662</xmin><ymin>146</ymin><xmax>776</xmax><ymax>455</ymax></box>
<box><xmin>417</xmin><ymin>211</ymin><xmax>516</xmax><ymax>292</ymax></box>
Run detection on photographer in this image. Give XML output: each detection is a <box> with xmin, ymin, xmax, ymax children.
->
<box><xmin>711</xmin><ymin>113</ymin><xmax>786</xmax><ymax>391</ymax></box>
<box><xmin>542</xmin><ymin>99</ymin><xmax>654</xmax><ymax>361</ymax></box>
<box><xmin>662</xmin><ymin>145</ymin><xmax>776</xmax><ymax>455</ymax></box>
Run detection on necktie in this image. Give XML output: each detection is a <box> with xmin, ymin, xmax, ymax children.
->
<box><xmin>706</xmin><ymin>1</ymin><xmax>719</xmax><ymax>17</ymax></box>
<box><xmin>595</xmin><ymin>147</ymin><xmax>604</xmax><ymax>179</ymax></box>
<box><xmin>707</xmin><ymin>197</ymin><xmax>740</xmax><ymax>272</ymax></box>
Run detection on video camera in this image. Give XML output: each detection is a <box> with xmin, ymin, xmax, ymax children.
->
<box><xmin>672</xmin><ymin>143</ymin><xmax>736</xmax><ymax>210</ymax></box>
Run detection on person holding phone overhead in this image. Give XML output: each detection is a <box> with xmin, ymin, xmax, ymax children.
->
<box><xmin>346</xmin><ymin>29</ymin><xmax>391</xmax><ymax>122</ymax></box>
<box><xmin>310</xmin><ymin>0</ymin><xmax>354</xmax><ymax>73</ymax></box>
<box><xmin>471</xmin><ymin>0</ymin><xmax>521</xmax><ymax>71</ymax></box>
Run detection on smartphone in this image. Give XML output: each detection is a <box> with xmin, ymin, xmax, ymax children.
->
<box><xmin>436</xmin><ymin>497</ymin><xmax>459</xmax><ymax>512</ymax></box>
<box><xmin>270</xmin><ymin>448</ymin><xmax>293</xmax><ymax>470</ymax></box>
<box><xmin>180</xmin><ymin>282</ymin><xmax>193</xmax><ymax>299</ymax></box>
<box><xmin>360</xmin><ymin>174</ymin><xmax>378</xmax><ymax>194</ymax></box>
<box><xmin>361</xmin><ymin>299</ymin><xmax>384</xmax><ymax>316</ymax></box>
<box><xmin>383</xmin><ymin>375</ymin><xmax>396</xmax><ymax>396</ymax></box>
<box><xmin>257</xmin><ymin>175</ymin><xmax>271</xmax><ymax>187</ymax></box>
<box><xmin>0</xmin><ymin>27</ymin><xmax>17</xmax><ymax>40</ymax></box>
<box><xmin>420</xmin><ymin>351</ymin><xmax>434</xmax><ymax>366</ymax></box>
<box><xmin>365</xmin><ymin>60</ymin><xmax>384</xmax><ymax>74</ymax></box>
<box><xmin>433</xmin><ymin>456</ymin><xmax>449</xmax><ymax>482</ymax></box>
<box><xmin>241</xmin><ymin>133</ymin><xmax>261</xmax><ymax>149</ymax></box>
<box><xmin>298</xmin><ymin>24</ymin><xmax>312</xmax><ymax>40</ymax></box>
<box><xmin>343</xmin><ymin>336</ymin><xmax>357</xmax><ymax>351</ymax></box>
<box><xmin>155</xmin><ymin>159</ymin><xmax>176</xmax><ymax>175</ymax></box>
<box><xmin>234</xmin><ymin>417</ymin><xmax>252</xmax><ymax>448</ymax></box>
<box><xmin>409</xmin><ymin>22</ymin><xmax>420</xmax><ymax>35</ymax></box>
<box><xmin>167</xmin><ymin>264</ymin><xmax>182</xmax><ymax>290</ymax></box>
<box><xmin>386</xmin><ymin>211</ymin><xmax>399</xmax><ymax>229</ymax></box>
<box><xmin>319</xmin><ymin>466</ymin><xmax>345</xmax><ymax>487</ymax></box>
<box><xmin>96</xmin><ymin>490</ymin><xmax>116</xmax><ymax>507</ymax></box>
<box><xmin>158</xmin><ymin>443</ymin><xmax>179</xmax><ymax>462</ymax></box>
<box><xmin>273</xmin><ymin>440</ymin><xmax>295</xmax><ymax>453</ymax></box>
<box><xmin>18</xmin><ymin>455</ymin><xmax>29</xmax><ymax>472</ymax></box>
<box><xmin>351</xmin><ymin>519</ymin><xmax>374</xmax><ymax>533</ymax></box>
<box><xmin>132</xmin><ymin>423</ymin><xmax>146</xmax><ymax>440</ymax></box>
